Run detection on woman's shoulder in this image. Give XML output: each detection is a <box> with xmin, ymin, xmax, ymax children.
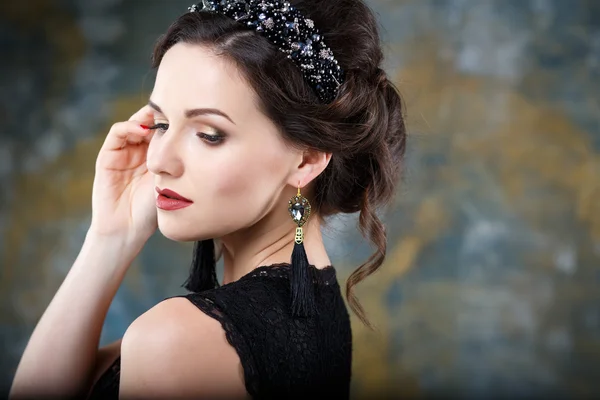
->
<box><xmin>119</xmin><ymin>296</ymin><xmax>248</xmax><ymax>398</ymax></box>
<box><xmin>122</xmin><ymin>262</ymin><xmax>341</xmax><ymax>352</ymax></box>
<box><xmin>119</xmin><ymin>264</ymin><xmax>350</xmax><ymax>398</ymax></box>
<box><xmin>125</xmin><ymin>263</ymin><xmax>345</xmax><ymax>348</ymax></box>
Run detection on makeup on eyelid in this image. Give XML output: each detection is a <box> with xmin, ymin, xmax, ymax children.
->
<box><xmin>146</xmin><ymin>123</ymin><xmax>226</xmax><ymax>145</ymax></box>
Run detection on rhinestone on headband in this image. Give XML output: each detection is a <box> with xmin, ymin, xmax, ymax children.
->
<box><xmin>188</xmin><ymin>0</ymin><xmax>344</xmax><ymax>103</ymax></box>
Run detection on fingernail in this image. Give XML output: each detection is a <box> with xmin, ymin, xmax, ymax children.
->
<box><xmin>140</xmin><ymin>124</ymin><xmax>150</xmax><ymax>129</ymax></box>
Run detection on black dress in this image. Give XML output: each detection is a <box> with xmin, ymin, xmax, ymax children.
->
<box><xmin>88</xmin><ymin>263</ymin><xmax>352</xmax><ymax>399</ymax></box>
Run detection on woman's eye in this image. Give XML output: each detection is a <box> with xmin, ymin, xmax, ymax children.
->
<box><xmin>197</xmin><ymin>132</ymin><xmax>225</xmax><ymax>145</ymax></box>
<box><xmin>150</xmin><ymin>123</ymin><xmax>169</xmax><ymax>133</ymax></box>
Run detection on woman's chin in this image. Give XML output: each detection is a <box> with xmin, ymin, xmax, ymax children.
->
<box><xmin>157</xmin><ymin>224</ymin><xmax>199</xmax><ymax>242</ymax></box>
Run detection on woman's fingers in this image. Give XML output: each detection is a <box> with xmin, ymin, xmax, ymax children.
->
<box><xmin>101</xmin><ymin>121</ymin><xmax>151</xmax><ymax>151</ymax></box>
<box><xmin>101</xmin><ymin>105</ymin><xmax>156</xmax><ymax>151</ymax></box>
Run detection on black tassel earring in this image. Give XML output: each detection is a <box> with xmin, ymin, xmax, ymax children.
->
<box><xmin>182</xmin><ymin>239</ymin><xmax>220</xmax><ymax>292</ymax></box>
<box><xmin>288</xmin><ymin>185</ymin><xmax>317</xmax><ymax>317</ymax></box>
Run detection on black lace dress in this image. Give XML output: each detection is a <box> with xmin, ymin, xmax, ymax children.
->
<box><xmin>88</xmin><ymin>263</ymin><xmax>352</xmax><ymax>399</ymax></box>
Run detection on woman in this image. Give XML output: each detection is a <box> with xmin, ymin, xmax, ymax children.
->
<box><xmin>10</xmin><ymin>0</ymin><xmax>406</xmax><ymax>398</ymax></box>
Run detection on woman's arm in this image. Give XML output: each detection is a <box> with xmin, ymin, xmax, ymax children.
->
<box><xmin>11</xmin><ymin>105</ymin><xmax>157</xmax><ymax>398</ymax></box>
<box><xmin>9</xmin><ymin>231</ymin><xmax>144</xmax><ymax>399</ymax></box>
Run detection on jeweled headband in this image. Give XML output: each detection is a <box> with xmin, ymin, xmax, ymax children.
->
<box><xmin>188</xmin><ymin>0</ymin><xmax>345</xmax><ymax>103</ymax></box>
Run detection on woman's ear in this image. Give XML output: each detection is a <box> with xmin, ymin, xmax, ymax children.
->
<box><xmin>287</xmin><ymin>148</ymin><xmax>332</xmax><ymax>188</ymax></box>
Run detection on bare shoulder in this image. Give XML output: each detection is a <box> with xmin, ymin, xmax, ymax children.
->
<box><xmin>119</xmin><ymin>297</ymin><xmax>249</xmax><ymax>399</ymax></box>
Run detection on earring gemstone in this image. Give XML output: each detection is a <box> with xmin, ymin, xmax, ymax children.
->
<box><xmin>288</xmin><ymin>192</ymin><xmax>311</xmax><ymax>227</ymax></box>
<box><xmin>291</xmin><ymin>202</ymin><xmax>304</xmax><ymax>221</ymax></box>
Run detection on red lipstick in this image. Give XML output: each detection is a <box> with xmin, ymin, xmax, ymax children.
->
<box><xmin>156</xmin><ymin>187</ymin><xmax>193</xmax><ymax>211</ymax></box>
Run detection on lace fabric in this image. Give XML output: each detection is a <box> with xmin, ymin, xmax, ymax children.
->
<box><xmin>87</xmin><ymin>263</ymin><xmax>352</xmax><ymax>399</ymax></box>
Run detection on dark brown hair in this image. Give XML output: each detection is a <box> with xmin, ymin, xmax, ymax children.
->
<box><xmin>151</xmin><ymin>0</ymin><xmax>407</xmax><ymax>328</ymax></box>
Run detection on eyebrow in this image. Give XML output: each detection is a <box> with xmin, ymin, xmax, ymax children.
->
<box><xmin>148</xmin><ymin>99</ymin><xmax>236</xmax><ymax>125</ymax></box>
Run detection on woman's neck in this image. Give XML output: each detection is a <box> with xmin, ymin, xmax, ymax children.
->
<box><xmin>219</xmin><ymin>212</ymin><xmax>331</xmax><ymax>285</ymax></box>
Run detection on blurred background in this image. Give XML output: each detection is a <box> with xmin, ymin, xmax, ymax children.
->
<box><xmin>1</xmin><ymin>0</ymin><xmax>599</xmax><ymax>398</ymax></box>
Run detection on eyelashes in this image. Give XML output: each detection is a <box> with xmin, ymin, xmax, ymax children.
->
<box><xmin>197</xmin><ymin>132</ymin><xmax>225</xmax><ymax>144</ymax></box>
<box><xmin>147</xmin><ymin>123</ymin><xmax>169</xmax><ymax>133</ymax></box>
<box><xmin>147</xmin><ymin>123</ymin><xmax>225</xmax><ymax>145</ymax></box>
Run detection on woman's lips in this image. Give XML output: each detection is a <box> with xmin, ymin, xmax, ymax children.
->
<box><xmin>156</xmin><ymin>194</ymin><xmax>193</xmax><ymax>210</ymax></box>
<box><xmin>155</xmin><ymin>186</ymin><xmax>193</xmax><ymax>210</ymax></box>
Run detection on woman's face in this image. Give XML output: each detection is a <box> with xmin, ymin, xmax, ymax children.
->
<box><xmin>146</xmin><ymin>42</ymin><xmax>300</xmax><ymax>241</ymax></box>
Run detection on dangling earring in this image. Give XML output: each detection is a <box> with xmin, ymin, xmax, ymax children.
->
<box><xmin>288</xmin><ymin>184</ymin><xmax>317</xmax><ymax>317</ymax></box>
<box><xmin>183</xmin><ymin>239</ymin><xmax>220</xmax><ymax>292</ymax></box>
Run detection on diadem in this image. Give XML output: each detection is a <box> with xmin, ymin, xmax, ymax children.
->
<box><xmin>188</xmin><ymin>0</ymin><xmax>344</xmax><ymax>103</ymax></box>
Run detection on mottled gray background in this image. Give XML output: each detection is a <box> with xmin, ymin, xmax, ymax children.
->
<box><xmin>1</xmin><ymin>0</ymin><xmax>599</xmax><ymax>399</ymax></box>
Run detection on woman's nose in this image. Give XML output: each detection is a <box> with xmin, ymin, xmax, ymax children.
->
<box><xmin>146</xmin><ymin>129</ymin><xmax>184</xmax><ymax>177</ymax></box>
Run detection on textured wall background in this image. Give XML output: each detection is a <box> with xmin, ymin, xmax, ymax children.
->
<box><xmin>1</xmin><ymin>0</ymin><xmax>599</xmax><ymax>398</ymax></box>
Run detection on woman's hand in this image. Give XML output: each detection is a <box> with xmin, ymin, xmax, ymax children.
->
<box><xmin>89</xmin><ymin>105</ymin><xmax>157</xmax><ymax>244</ymax></box>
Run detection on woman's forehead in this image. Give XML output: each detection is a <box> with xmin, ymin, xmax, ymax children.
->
<box><xmin>152</xmin><ymin>42</ymin><xmax>256</xmax><ymax>115</ymax></box>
